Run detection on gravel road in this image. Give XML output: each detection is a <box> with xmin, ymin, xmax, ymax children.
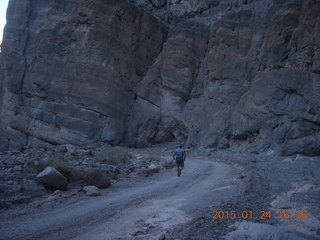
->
<box><xmin>0</xmin><ymin>154</ymin><xmax>244</xmax><ymax>240</ymax></box>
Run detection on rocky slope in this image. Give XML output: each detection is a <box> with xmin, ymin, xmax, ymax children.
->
<box><xmin>1</xmin><ymin>0</ymin><xmax>319</xmax><ymax>155</ymax></box>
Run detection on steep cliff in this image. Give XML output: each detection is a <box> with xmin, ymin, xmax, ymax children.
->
<box><xmin>1</xmin><ymin>0</ymin><xmax>319</xmax><ymax>155</ymax></box>
<box><xmin>0</xmin><ymin>0</ymin><xmax>167</xmax><ymax>148</ymax></box>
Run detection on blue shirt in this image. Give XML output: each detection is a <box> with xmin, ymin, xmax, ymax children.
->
<box><xmin>175</xmin><ymin>148</ymin><xmax>185</xmax><ymax>161</ymax></box>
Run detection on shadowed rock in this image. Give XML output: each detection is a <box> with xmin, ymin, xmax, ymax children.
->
<box><xmin>36</xmin><ymin>166</ymin><xmax>68</xmax><ymax>190</ymax></box>
<box><xmin>83</xmin><ymin>168</ymin><xmax>111</xmax><ymax>188</ymax></box>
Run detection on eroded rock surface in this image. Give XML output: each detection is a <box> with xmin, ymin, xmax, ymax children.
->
<box><xmin>1</xmin><ymin>0</ymin><xmax>319</xmax><ymax>155</ymax></box>
<box><xmin>0</xmin><ymin>0</ymin><xmax>167</xmax><ymax>149</ymax></box>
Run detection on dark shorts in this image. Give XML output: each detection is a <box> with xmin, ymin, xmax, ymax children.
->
<box><xmin>176</xmin><ymin>160</ymin><xmax>184</xmax><ymax>167</ymax></box>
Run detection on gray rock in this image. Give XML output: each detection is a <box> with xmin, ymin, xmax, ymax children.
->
<box><xmin>0</xmin><ymin>0</ymin><xmax>319</xmax><ymax>156</ymax></box>
<box><xmin>82</xmin><ymin>168</ymin><xmax>111</xmax><ymax>188</ymax></box>
<box><xmin>65</xmin><ymin>144</ymin><xmax>78</xmax><ymax>155</ymax></box>
<box><xmin>53</xmin><ymin>190</ymin><xmax>62</xmax><ymax>195</ymax></box>
<box><xmin>158</xmin><ymin>233</ymin><xmax>166</xmax><ymax>240</ymax></box>
<box><xmin>281</xmin><ymin>135</ymin><xmax>320</xmax><ymax>156</ymax></box>
<box><xmin>83</xmin><ymin>185</ymin><xmax>101</xmax><ymax>196</ymax></box>
<box><xmin>13</xmin><ymin>165</ymin><xmax>22</xmax><ymax>171</ymax></box>
<box><xmin>0</xmin><ymin>0</ymin><xmax>167</xmax><ymax>149</ymax></box>
<box><xmin>36</xmin><ymin>166</ymin><xmax>68</xmax><ymax>190</ymax></box>
<box><xmin>148</xmin><ymin>164</ymin><xmax>160</xmax><ymax>174</ymax></box>
<box><xmin>161</xmin><ymin>159</ymin><xmax>176</xmax><ymax>169</ymax></box>
<box><xmin>58</xmin><ymin>145</ymin><xmax>68</xmax><ymax>153</ymax></box>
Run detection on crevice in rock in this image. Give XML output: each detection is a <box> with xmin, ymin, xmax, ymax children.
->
<box><xmin>276</xmin><ymin>86</ymin><xmax>304</xmax><ymax>97</ymax></box>
<box><xmin>136</xmin><ymin>94</ymin><xmax>160</xmax><ymax>108</ymax></box>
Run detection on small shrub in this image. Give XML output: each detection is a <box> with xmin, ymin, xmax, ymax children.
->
<box><xmin>95</xmin><ymin>145</ymin><xmax>128</xmax><ymax>166</ymax></box>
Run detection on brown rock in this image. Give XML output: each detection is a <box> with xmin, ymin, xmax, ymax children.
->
<box><xmin>82</xmin><ymin>168</ymin><xmax>111</xmax><ymax>188</ymax></box>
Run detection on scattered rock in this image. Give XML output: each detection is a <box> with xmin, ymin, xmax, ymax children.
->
<box><xmin>205</xmin><ymin>148</ymin><xmax>216</xmax><ymax>153</ymax></box>
<box><xmin>53</xmin><ymin>190</ymin><xmax>62</xmax><ymax>195</ymax></box>
<box><xmin>227</xmin><ymin>225</ymin><xmax>237</xmax><ymax>232</ymax></box>
<box><xmin>130</xmin><ymin>227</ymin><xmax>148</xmax><ymax>236</ymax></box>
<box><xmin>46</xmin><ymin>195</ymin><xmax>59</xmax><ymax>201</ymax></box>
<box><xmin>36</xmin><ymin>166</ymin><xmax>68</xmax><ymax>190</ymax></box>
<box><xmin>108</xmin><ymin>172</ymin><xmax>119</xmax><ymax>180</ymax></box>
<box><xmin>13</xmin><ymin>166</ymin><xmax>23</xmax><ymax>171</ymax></box>
<box><xmin>158</xmin><ymin>233</ymin><xmax>166</xmax><ymax>240</ymax></box>
<box><xmin>15</xmin><ymin>157</ymin><xmax>24</xmax><ymax>164</ymax></box>
<box><xmin>161</xmin><ymin>159</ymin><xmax>175</xmax><ymax>169</ymax></box>
<box><xmin>83</xmin><ymin>186</ymin><xmax>101</xmax><ymax>196</ymax></box>
<box><xmin>82</xmin><ymin>168</ymin><xmax>111</xmax><ymax>188</ymax></box>
<box><xmin>136</xmin><ymin>164</ymin><xmax>161</xmax><ymax>177</ymax></box>
<box><xmin>58</xmin><ymin>145</ymin><xmax>68</xmax><ymax>152</ymax></box>
<box><xmin>66</xmin><ymin>144</ymin><xmax>78</xmax><ymax>155</ymax></box>
<box><xmin>148</xmin><ymin>164</ymin><xmax>160</xmax><ymax>174</ymax></box>
<box><xmin>136</xmin><ymin>168</ymin><xmax>149</xmax><ymax>177</ymax></box>
<box><xmin>149</xmin><ymin>0</ymin><xmax>166</xmax><ymax>9</ymax></box>
<box><xmin>270</xmin><ymin>198</ymin><xmax>292</xmax><ymax>209</ymax></box>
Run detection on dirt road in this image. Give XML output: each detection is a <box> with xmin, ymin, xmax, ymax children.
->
<box><xmin>0</xmin><ymin>155</ymin><xmax>244</xmax><ymax>240</ymax></box>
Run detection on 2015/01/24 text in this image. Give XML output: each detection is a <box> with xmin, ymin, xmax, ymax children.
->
<box><xmin>211</xmin><ymin>210</ymin><xmax>308</xmax><ymax>220</ymax></box>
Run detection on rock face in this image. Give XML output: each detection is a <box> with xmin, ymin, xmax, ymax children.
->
<box><xmin>1</xmin><ymin>0</ymin><xmax>320</xmax><ymax>155</ymax></box>
<box><xmin>36</xmin><ymin>166</ymin><xmax>68</xmax><ymax>190</ymax></box>
<box><xmin>0</xmin><ymin>0</ymin><xmax>167</xmax><ymax>149</ymax></box>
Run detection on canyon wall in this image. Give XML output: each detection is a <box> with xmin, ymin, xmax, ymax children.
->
<box><xmin>1</xmin><ymin>0</ymin><xmax>319</xmax><ymax>155</ymax></box>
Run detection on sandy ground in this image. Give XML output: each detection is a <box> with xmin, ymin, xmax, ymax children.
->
<box><xmin>0</xmin><ymin>153</ymin><xmax>244</xmax><ymax>240</ymax></box>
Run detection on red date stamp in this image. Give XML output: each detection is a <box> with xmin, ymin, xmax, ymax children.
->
<box><xmin>211</xmin><ymin>210</ymin><xmax>308</xmax><ymax>220</ymax></box>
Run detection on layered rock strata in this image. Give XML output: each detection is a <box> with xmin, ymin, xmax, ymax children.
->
<box><xmin>1</xmin><ymin>0</ymin><xmax>319</xmax><ymax>155</ymax></box>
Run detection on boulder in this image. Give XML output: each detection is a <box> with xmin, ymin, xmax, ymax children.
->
<box><xmin>82</xmin><ymin>168</ymin><xmax>111</xmax><ymax>188</ymax></box>
<box><xmin>136</xmin><ymin>168</ymin><xmax>149</xmax><ymax>177</ymax></box>
<box><xmin>148</xmin><ymin>164</ymin><xmax>160</xmax><ymax>174</ymax></box>
<box><xmin>83</xmin><ymin>185</ymin><xmax>101</xmax><ymax>196</ymax></box>
<box><xmin>36</xmin><ymin>166</ymin><xmax>68</xmax><ymax>190</ymax></box>
<box><xmin>136</xmin><ymin>164</ymin><xmax>161</xmax><ymax>177</ymax></box>
<box><xmin>158</xmin><ymin>233</ymin><xmax>166</xmax><ymax>240</ymax></box>
<box><xmin>160</xmin><ymin>159</ymin><xmax>176</xmax><ymax>169</ymax></box>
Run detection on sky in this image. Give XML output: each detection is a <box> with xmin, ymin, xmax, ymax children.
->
<box><xmin>0</xmin><ymin>0</ymin><xmax>9</xmax><ymax>41</ymax></box>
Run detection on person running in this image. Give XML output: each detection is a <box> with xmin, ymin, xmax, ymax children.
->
<box><xmin>173</xmin><ymin>146</ymin><xmax>186</xmax><ymax>177</ymax></box>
